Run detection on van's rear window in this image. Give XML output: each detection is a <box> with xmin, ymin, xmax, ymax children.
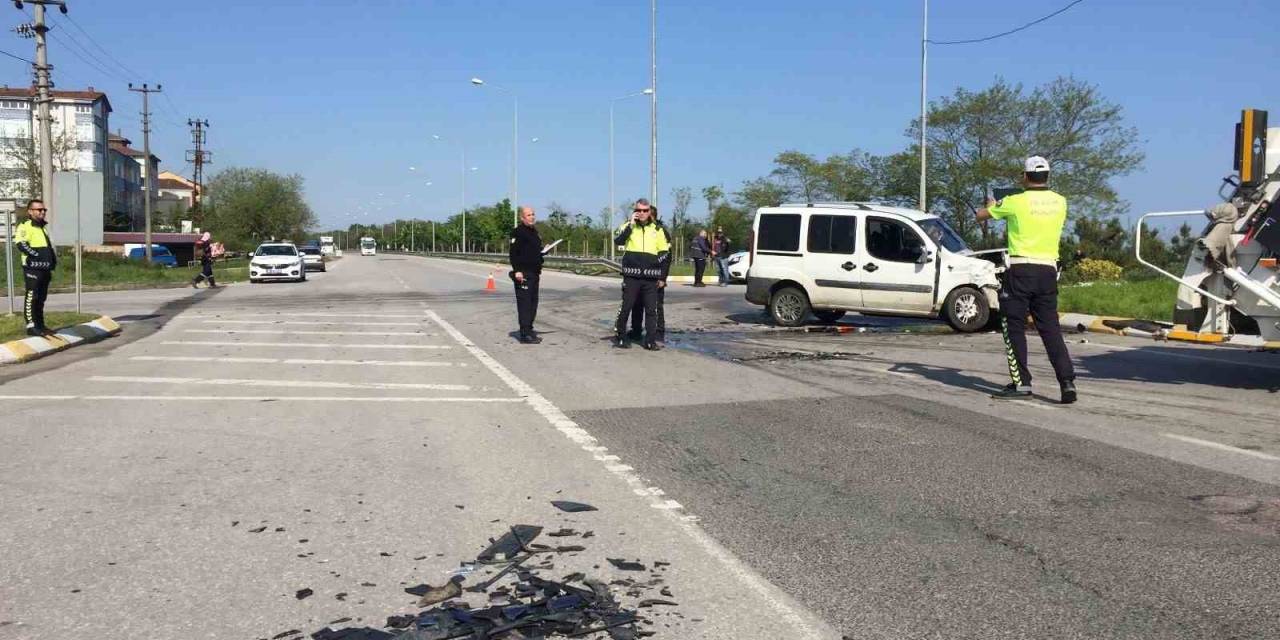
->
<box><xmin>757</xmin><ymin>214</ymin><xmax>801</xmax><ymax>252</ymax></box>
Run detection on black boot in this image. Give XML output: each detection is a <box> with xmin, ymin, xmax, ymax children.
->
<box><xmin>612</xmin><ymin>334</ymin><xmax>630</xmax><ymax>349</ymax></box>
<box><xmin>1059</xmin><ymin>381</ymin><xmax>1077</xmax><ymax>404</ymax></box>
<box><xmin>991</xmin><ymin>383</ymin><xmax>1032</xmax><ymax>399</ymax></box>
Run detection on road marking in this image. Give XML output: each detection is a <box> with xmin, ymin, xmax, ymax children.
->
<box><xmin>0</xmin><ymin>395</ymin><xmax>520</xmax><ymax>403</ymax></box>
<box><xmin>184</xmin><ymin>329</ymin><xmax>435</xmax><ymax>337</ymax></box>
<box><xmin>130</xmin><ymin>356</ymin><xmax>462</xmax><ymax>367</ymax></box>
<box><xmin>180</xmin><ymin>312</ymin><xmax>429</xmax><ymax>320</ymax></box>
<box><xmin>1162</xmin><ymin>433</ymin><xmax>1280</xmax><ymax>461</ymax></box>
<box><xmin>422</xmin><ymin>307</ymin><xmax>834</xmax><ymax>639</ymax></box>
<box><xmin>88</xmin><ymin>373</ymin><xmax>476</xmax><ymax>391</ymax></box>
<box><xmin>197</xmin><ymin>320</ymin><xmax>424</xmax><ymax>327</ymax></box>
<box><xmin>161</xmin><ymin>341</ymin><xmax>450</xmax><ymax>350</ymax></box>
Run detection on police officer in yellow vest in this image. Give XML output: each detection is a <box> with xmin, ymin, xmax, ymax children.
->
<box><xmin>613</xmin><ymin>198</ymin><xmax>670</xmax><ymax>350</ymax></box>
<box><xmin>977</xmin><ymin>156</ymin><xmax>1077</xmax><ymax>404</ymax></box>
<box><xmin>15</xmin><ymin>199</ymin><xmax>57</xmax><ymax>337</ymax></box>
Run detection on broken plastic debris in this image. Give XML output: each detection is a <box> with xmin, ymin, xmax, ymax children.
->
<box><xmin>550</xmin><ymin>500</ymin><xmax>598</xmax><ymax>513</ymax></box>
<box><xmin>607</xmin><ymin>558</ymin><xmax>646</xmax><ymax>572</ymax></box>
<box><xmin>476</xmin><ymin>525</ymin><xmax>542</xmax><ymax>564</ymax></box>
<box><xmin>415</xmin><ymin>576</ymin><xmax>463</xmax><ymax>607</ymax></box>
<box><xmin>295</xmin><ymin>588</ymin><xmax>314</xmax><ymax>600</ymax></box>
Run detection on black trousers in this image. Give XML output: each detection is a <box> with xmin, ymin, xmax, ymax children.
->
<box><xmin>23</xmin><ymin>268</ymin><xmax>52</xmax><ymax>331</ymax></box>
<box><xmin>193</xmin><ymin>260</ymin><xmax>216</xmax><ymax>286</ymax></box>
<box><xmin>514</xmin><ymin>272</ymin><xmax>540</xmax><ymax>335</ymax></box>
<box><xmin>616</xmin><ymin>277</ymin><xmax>658</xmax><ymax>342</ymax></box>
<box><xmin>692</xmin><ymin>258</ymin><xmax>707</xmax><ymax>285</ymax></box>
<box><xmin>630</xmin><ymin>286</ymin><xmax>665</xmax><ymax>340</ymax></box>
<box><xmin>999</xmin><ymin>263</ymin><xmax>1075</xmax><ymax>386</ymax></box>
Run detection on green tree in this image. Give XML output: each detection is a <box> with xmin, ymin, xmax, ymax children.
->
<box><xmin>203</xmin><ymin>168</ymin><xmax>317</xmax><ymax>250</ymax></box>
<box><xmin>701</xmin><ymin>185</ymin><xmax>723</xmax><ymax>217</ymax></box>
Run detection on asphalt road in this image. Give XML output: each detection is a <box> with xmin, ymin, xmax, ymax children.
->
<box><xmin>2</xmin><ymin>254</ymin><xmax>1277</xmax><ymax>639</ymax></box>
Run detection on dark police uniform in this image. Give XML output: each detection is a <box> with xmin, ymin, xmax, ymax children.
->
<box><xmin>629</xmin><ymin>219</ymin><xmax>671</xmax><ymax>342</ymax></box>
<box><xmin>509</xmin><ymin>221</ymin><xmax>544</xmax><ymax>340</ymax></box>
<box><xmin>15</xmin><ymin>217</ymin><xmax>56</xmax><ymax>335</ymax></box>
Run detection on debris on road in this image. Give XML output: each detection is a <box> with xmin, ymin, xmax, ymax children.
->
<box><xmin>550</xmin><ymin>500</ymin><xmax>599</xmax><ymax>513</ymax></box>
<box><xmin>296</xmin><ymin>588</ymin><xmax>314</xmax><ymax>600</ymax></box>
<box><xmin>302</xmin><ymin>521</ymin><xmax>672</xmax><ymax>639</ymax></box>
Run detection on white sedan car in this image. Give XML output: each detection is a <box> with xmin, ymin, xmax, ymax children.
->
<box><xmin>249</xmin><ymin>243</ymin><xmax>307</xmax><ymax>283</ymax></box>
<box><xmin>725</xmin><ymin>250</ymin><xmax>750</xmax><ymax>283</ymax></box>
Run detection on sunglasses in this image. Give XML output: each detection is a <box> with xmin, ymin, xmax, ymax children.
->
<box><xmin>31</xmin><ymin>208</ymin><xmax>47</xmax><ymax>212</ymax></box>
<box><xmin>633</xmin><ymin>208</ymin><xmax>650</xmax><ymax>213</ymax></box>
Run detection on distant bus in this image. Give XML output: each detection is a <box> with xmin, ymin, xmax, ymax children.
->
<box><xmin>319</xmin><ymin>236</ymin><xmax>336</xmax><ymax>255</ymax></box>
<box><xmin>360</xmin><ymin>236</ymin><xmax>377</xmax><ymax>256</ymax></box>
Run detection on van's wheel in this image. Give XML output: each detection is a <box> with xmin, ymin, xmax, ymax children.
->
<box><xmin>813</xmin><ymin>310</ymin><xmax>846</xmax><ymax>324</ymax></box>
<box><xmin>769</xmin><ymin>286</ymin><xmax>810</xmax><ymax>327</ymax></box>
<box><xmin>943</xmin><ymin>286</ymin><xmax>990</xmax><ymax>333</ymax></box>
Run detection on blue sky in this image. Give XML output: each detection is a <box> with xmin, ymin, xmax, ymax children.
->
<box><xmin>3</xmin><ymin>0</ymin><xmax>1278</xmax><ymax>231</ymax></box>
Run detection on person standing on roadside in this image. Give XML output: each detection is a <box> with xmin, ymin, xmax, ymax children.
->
<box><xmin>509</xmin><ymin>206</ymin><xmax>544</xmax><ymax>344</ymax></box>
<box><xmin>977</xmin><ymin>156</ymin><xmax>1077</xmax><ymax>404</ymax></box>
<box><xmin>690</xmin><ymin>229</ymin><xmax>711</xmax><ymax>287</ymax></box>
<box><xmin>629</xmin><ymin>206</ymin><xmax>670</xmax><ymax>343</ymax></box>
<box><xmin>613</xmin><ymin>198</ymin><xmax>669</xmax><ymax>350</ymax></box>
<box><xmin>191</xmin><ymin>232</ymin><xmax>218</xmax><ymax>289</ymax></box>
<box><xmin>712</xmin><ymin>227</ymin><xmax>732</xmax><ymax>287</ymax></box>
<box><xmin>14</xmin><ymin>199</ymin><xmax>56</xmax><ymax>337</ymax></box>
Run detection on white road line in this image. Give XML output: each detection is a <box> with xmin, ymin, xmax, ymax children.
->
<box><xmin>180</xmin><ymin>312</ymin><xmax>429</xmax><ymax>320</ymax></box>
<box><xmin>184</xmin><ymin>329</ymin><xmax>434</xmax><ymax>337</ymax></box>
<box><xmin>1162</xmin><ymin>433</ymin><xmax>1280</xmax><ymax>461</ymax></box>
<box><xmin>130</xmin><ymin>356</ymin><xmax>461</xmax><ymax>367</ymax></box>
<box><xmin>197</xmin><ymin>320</ymin><xmax>424</xmax><ymax>327</ymax></box>
<box><xmin>161</xmin><ymin>341</ymin><xmax>450</xmax><ymax>350</ymax></box>
<box><xmin>0</xmin><ymin>395</ymin><xmax>520</xmax><ymax>403</ymax></box>
<box><xmin>89</xmin><ymin>375</ymin><xmax>471</xmax><ymax>391</ymax></box>
<box><xmin>421</xmin><ymin>307</ymin><xmax>835</xmax><ymax>639</ymax></box>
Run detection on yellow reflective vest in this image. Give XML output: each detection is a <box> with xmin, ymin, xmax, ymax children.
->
<box><xmin>15</xmin><ymin>219</ymin><xmax>56</xmax><ymax>270</ymax></box>
<box><xmin>615</xmin><ymin>220</ymin><xmax>671</xmax><ymax>279</ymax></box>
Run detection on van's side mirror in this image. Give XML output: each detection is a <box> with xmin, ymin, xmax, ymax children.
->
<box><xmin>916</xmin><ymin>249</ymin><xmax>934</xmax><ymax>264</ymax></box>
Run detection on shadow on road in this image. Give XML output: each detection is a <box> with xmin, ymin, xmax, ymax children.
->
<box><xmin>1075</xmin><ymin>346</ymin><xmax>1280</xmax><ymax>393</ymax></box>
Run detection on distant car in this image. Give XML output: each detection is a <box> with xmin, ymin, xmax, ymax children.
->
<box><xmin>124</xmin><ymin>244</ymin><xmax>178</xmax><ymax>268</ymax></box>
<box><xmin>299</xmin><ymin>246</ymin><xmax>326</xmax><ymax>272</ymax></box>
<box><xmin>249</xmin><ymin>243</ymin><xmax>306</xmax><ymax>283</ymax></box>
<box><xmin>725</xmin><ymin>250</ymin><xmax>749</xmax><ymax>283</ymax></box>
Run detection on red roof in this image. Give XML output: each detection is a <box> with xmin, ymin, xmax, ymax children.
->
<box><xmin>0</xmin><ymin>85</ymin><xmax>111</xmax><ymax>112</ymax></box>
<box><xmin>157</xmin><ymin>178</ymin><xmax>193</xmax><ymax>191</ymax></box>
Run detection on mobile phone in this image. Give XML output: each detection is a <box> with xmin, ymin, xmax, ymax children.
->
<box><xmin>992</xmin><ymin>187</ymin><xmax>1023</xmax><ymax>201</ymax></box>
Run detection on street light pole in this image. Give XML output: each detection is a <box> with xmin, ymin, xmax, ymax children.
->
<box><xmin>471</xmin><ymin>78</ymin><xmax>519</xmax><ymax>226</ymax></box>
<box><xmin>609</xmin><ymin>89</ymin><xmax>653</xmax><ymax>262</ymax></box>
<box><xmin>650</xmin><ymin>0</ymin><xmax>658</xmax><ymax>209</ymax></box>
<box><xmin>919</xmin><ymin>0</ymin><xmax>928</xmax><ymax>212</ymax></box>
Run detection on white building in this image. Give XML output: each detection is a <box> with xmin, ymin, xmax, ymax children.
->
<box><xmin>0</xmin><ymin>86</ymin><xmax>112</xmax><ymax>200</ymax></box>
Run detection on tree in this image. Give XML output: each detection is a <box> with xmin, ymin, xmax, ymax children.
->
<box><xmin>701</xmin><ymin>185</ymin><xmax>723</xmax><ymax>217</ymax></box>
<box><xmin>0</xmin><ymin>128</ymin><xmax>80</xmax><ymax>199</ymax></box>
<box><xmin>670</xmin><ymin>186</ymin><xmax>692</xmax><ymax>229</ymax></box>
<box><xmin>735</xmin><ymin>177</ymin><xmax>788</xmax><ymax>212</ymax></box>
<box><xmin>770</xmin><ymin>151</ymin><xmax>825</xmax><ymax>203</ymax></box>
<box><xmin>203</xmin><ymin>168</ymin><xmax>317</xmax><ymax>249</ymax></box>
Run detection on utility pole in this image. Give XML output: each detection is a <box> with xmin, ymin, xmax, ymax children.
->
<box><xmin>649</xmin><ymin>0</ymin><xmax>658</xmax><ymax>210</ymax></box>
<box><xmin>129</xmin><ymin>83</ymin><xmax>160</xmax><ymax>263</ymax></box>
<box><xmin>186</xmin><ymin>118</ymin><xmax>210</xmax><ymax>222</ymax></box>
<box><xmin>16</xmin><ymin>1</ymin><xmax>67</xmax><ymax>211</ymax></box>
<box><xmin>919</xmin><ymin>0</ymin><xmax>928</xmax><ymax>212</ymax></box>
<box><xmin>410</xmin><ymin>219</ymin><xmax>415</xmax><ymax>252</ymax></box>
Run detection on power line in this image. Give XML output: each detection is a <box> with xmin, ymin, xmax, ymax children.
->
<box><xmin>55</xmin><ymin>12</ymin><xmax>141</xmax><ymax>79</ymax></box>
<box><xmin>0</xmin><ymin>48</ymin><xmax>35</xmax><ymax>65</ymax></box>
<box><xmin>928</xmin><ymin>0</ymin><xmax>1085</xmax><ymax>45</ymax></box>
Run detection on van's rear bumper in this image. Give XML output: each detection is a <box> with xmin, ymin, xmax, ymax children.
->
<box><xmin>745</xmin><ymin>277</ymin><xmax>777</xmax><ymax>306</ymax></box>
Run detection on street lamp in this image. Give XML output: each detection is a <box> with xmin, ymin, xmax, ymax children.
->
<box><xmin>610</xmin><ymin>88</ymin><xmax>653</xmax><ymax>262</ymax></box>
<box><xmin>432</xmin><ymin>134</ymin><xmax>477</xmax><ymax>252</ymax></box>
<box><xmin>471</xmin><ymin>76</ymin><xmax>519</xmax><ymax>226</ymax></box>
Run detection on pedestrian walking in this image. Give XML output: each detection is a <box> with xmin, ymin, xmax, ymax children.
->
<box><xmin>509</xmin><ymin>206</ymin><xmax>544</xmax><ymax>344</ymax></box>
<box><xmin>712</xmin><ymin>227</ymin><xmax>732</xmax><ymax>287</ymax></box>
<box><xmin>977</xmin><ymin>156</ymin><xmax>1077</xmax><ymax>404</ymax></box>
<box><xmin>613</xmin><ymin>198</ymin><xmax>670</xmax><ymax>350</ymax></box>
<box><xmin>14</xmin><ymin>199</ymin><xmax>55</xmax><ymax>337</ymax></box>
<box><xmin>690</xmin><ymin>229</ymin><xmax>711</xmax><ymax>287</ymax></box>
<box><xmin>629</xmin><ymin>206</ymin><xmax>670</xmax><ymax>343</ymax></box>
<box><xmin>191</xmin><ymin>232</ymin><xmax>218</xmax><ymax>289</ymax></box>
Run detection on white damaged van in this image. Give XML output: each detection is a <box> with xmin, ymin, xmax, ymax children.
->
<box><xmin>744</xmin><ymin>202</ymin><xmax>1004</xmax><ymax>332</ymax></box>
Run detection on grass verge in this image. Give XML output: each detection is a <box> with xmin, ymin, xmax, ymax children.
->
<box><xmin>3</xmin><ymin>250</ymin><xmax>250</xmax><ymax>296</ymax></box>
<box><xmin>1058</xmin><ymin>278</ymin><xmax>1178</xmax><ymax>323</ymax></box>
<box><xmin>0</xmin><ymin>311</ymin><xmax>100</xmax><ymax>343</ymax></box>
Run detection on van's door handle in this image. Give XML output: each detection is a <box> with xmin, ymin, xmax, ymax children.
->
<box><xmin>864</xmin><ymin>263</ymin><xmax>879</xmax><ymax>272</ymax></box>
<box><xmin>841</xmin><ymin>261</ymin><xmax>856</xmax><ymax>271</ymax></box>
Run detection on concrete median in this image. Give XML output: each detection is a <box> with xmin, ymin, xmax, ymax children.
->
<box><xmin>0</xmin><ymin>316</ymin><xmax>121</xmax><ymax>366</ymax></box>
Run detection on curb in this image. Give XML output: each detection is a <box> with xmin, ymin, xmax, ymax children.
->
<box><xmin>0</xmin><ymin>316</ymin><xmax>122</xmax><ymax>366</ymax></box>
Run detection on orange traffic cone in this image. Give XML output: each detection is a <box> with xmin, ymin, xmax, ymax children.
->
<box><xmin>485</xmin><ymin>272</ymin><xmax>496</xmax><ymax>292</ymax></box>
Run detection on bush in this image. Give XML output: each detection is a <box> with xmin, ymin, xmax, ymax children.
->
<box><xmin>1073</xmin><ymin>258</ymin><xmax>1123</xmax><ymax>282</ymax></box>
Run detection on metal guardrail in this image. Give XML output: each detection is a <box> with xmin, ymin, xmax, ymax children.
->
<box><xmin>396</xmin><ymin>250</ymin><xmax>623</xmax><ymax>273</ymax></box>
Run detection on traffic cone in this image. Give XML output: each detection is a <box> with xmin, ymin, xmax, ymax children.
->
<box><xmin>485</xmin><ymin>272</ymin><xmax>496</xmax><ymax>292</ymax></box>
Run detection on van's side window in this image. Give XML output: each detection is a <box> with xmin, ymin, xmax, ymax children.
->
<box><xmin>757</xmin><ymin>214</ymin><xmax>801</xmax><ymax>252</ymax></box>
<box><xmin>866</xmin><ymin>217</ymin><xmax>926</xmax><ymax>263</ymax></box>
<box><xmin>807</xmin><ymin>215</ymin><xmax>857</xmax><ymax>254</ymax></box>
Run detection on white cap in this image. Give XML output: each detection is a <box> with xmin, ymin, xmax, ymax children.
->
<box><xmin>1024</xmin><ymin>156</ymin><xmax>1050</xmax><ymax>173</ymax></box>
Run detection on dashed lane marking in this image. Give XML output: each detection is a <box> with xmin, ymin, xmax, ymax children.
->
<box><xmin>183</xmin><ymin>329</ymin><xmax>436</xmax><ymax>337</ymax></box>
<box><xmin>194</xmin><ymin>320</ymin><xmax>425</xmax><ymax>327</ymax></box>
<box><xmin>1163</xmin><ymin>433</ymin><xmax>1280</xmax><ymax>461</ymax></box>
<box><xmin>421</xmin><ymin>306</ymin><xmax>834</xmax><ymax>640</ymax></box>
<box><xmin>161</xmin><ymin>341</ymin><xmax>450</xmax><ymax>350</ymax></box>
<box><xmin>130</xmin><ymin>356</ymin><xmax>463</xmax><ymax>367</ymax></box>
<box><xmin>0</xmin><ymin>395</ymin><xmax>520</xmax><ymax>403</ymax></box>
<box><xmin>88</xmin><ymin>376</ymin><xmax>473</xmax><ymax>392</ymax></box>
